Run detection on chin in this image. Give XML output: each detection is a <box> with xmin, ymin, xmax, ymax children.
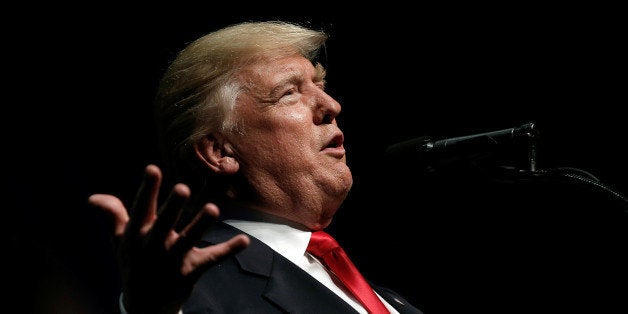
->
<box><xmin>335</xmin><ymin>166</ymin><xmax>354</xmax><ymax>194</ymax></box>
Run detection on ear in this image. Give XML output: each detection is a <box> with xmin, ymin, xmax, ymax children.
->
<box><xmin>194</xmin><ymin>133</ymin><xmax>240</xmax><ymax>174</ymax></box>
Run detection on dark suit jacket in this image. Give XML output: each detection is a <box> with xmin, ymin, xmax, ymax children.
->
<box><xmin>182</xmin><ymin>221</ymin><xmax>423</xmax><ymax>313</ymax></box>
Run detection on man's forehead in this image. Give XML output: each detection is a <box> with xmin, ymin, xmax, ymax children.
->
<box><xmin>240</xmin><ymin>56</ymin><xmax>325</xmax><ymax>85</ymax></box>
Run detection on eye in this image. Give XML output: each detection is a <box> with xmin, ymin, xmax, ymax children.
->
<box><xmin>277</xmin><ymin>87</ymin><xmax>299</xmax><ymax>103</ymax></box>
<box><xmin>282</xmin><ymin>88</ymin><xmax>296</xmax><ymax>97</ymax></box>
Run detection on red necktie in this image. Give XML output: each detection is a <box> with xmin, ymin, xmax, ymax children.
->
<box><xmin>307</xmin><ymin>230</ymin><xmax>390</xmax><ymax>314</ymax></box>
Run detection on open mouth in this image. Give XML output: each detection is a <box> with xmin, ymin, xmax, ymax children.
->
<box><xmin>323</xmin><ymin>133</ymin><xmax>344</xmax><ymax>151</ymax></box>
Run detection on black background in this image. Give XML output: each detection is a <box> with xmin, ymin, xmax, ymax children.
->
<box><xmin>8</xmin><ymin>6</ymin><xmax>627</xmax><ymax>314</ymax></box>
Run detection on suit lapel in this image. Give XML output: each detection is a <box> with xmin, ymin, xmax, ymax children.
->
<box><xmin>263</xmin><ymin>253</ymin><xmax>359</xmax><ymax>313</ymax></box>
<box><xmin>201</xmin><ymin>221</ymin><xmax>423</xmax><ymax>313</ymax></box>
<box><xmin>201</xmin><ymin>221</ymin><xmax>358</xmax><ymax>313</ymax></box>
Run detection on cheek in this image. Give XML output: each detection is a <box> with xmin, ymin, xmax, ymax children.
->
<box><xmin>239</xmin><ymin>132</ymin><xmax>308</xmax><ymax>164</ymax></box>
<box><xmin>237</xmin><ymin>108</ymin><xmax>315</xmax><ymax>159</ymax></box>
<box><xmin>268</xmin><ymin>111</ymin><xmax>313</xmax><ymax>150</ymax></box>
<box><xmin>284</xmin><ymin>110</ymin><xmax>308</xmax><ymax>121</ymax></box>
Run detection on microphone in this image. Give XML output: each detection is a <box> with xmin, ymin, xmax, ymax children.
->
<box><xmin>385</xmin><ymin>122</ymin><xmax>537</xmax><ymax>157</ymax></box>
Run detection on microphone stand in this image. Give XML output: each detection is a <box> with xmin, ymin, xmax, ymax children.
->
<box><xmin>384</xmin><ymin>122</ymin><xmax>628</xmax><ymax>211</ymax></box>
<box><xmin>488</xmin><ymin>122</ymin><xmax>628</xmax><ymax>211</ymax></box>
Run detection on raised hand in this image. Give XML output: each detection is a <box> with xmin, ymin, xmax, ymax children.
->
<box><xmin>88</xmin><ymin>164</ymin><xmax>250</xmax><ymax>314</ymax></box>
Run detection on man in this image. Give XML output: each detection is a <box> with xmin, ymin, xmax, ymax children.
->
<box><xmin>88</xmin><ymin>20</ymin><xmax>422</xmax><ymax>313</ymax></box>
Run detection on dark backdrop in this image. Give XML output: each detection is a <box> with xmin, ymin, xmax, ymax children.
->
<box><xmin>8</xmin><ymin>7</ymin><xmax>627</xmax><ymax>314</ymax></box>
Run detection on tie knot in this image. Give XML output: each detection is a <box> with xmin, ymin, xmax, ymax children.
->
<box><xmin>307</xmin><ymin>230</ymin><xmax>340</xmax><ymax>257</ymax></box>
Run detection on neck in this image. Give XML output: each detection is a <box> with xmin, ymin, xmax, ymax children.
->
<box><xmin>218</xmin><ymin>200</ymin><xmax>311</xmax><ymax>231</ymax></box>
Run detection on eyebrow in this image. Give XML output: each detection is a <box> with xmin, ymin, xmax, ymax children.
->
<box><xmin>268</xmin><ymin>64</ymin><xmax>327</xmax><ymax>95</ymax></box>
<box><xmin>314</xmin><ymin>63</ymin><xmax>327</xmax><ymax>83</ymax></box>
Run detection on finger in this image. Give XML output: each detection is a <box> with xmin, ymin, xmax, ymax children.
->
<box><xmin>183</xmin><ymin>234</ymin><xmax>250</xmax><ymax>277</ymax></box>
<box><xmin>170</xmin><ymin>203</ymin><xmax>220</xmax><ymax>254</ymax></box>
<box><xmin>149</xmin><ymin>183</ymin><xmax>190</xmax><ymax>245</ymax></box>
<box><xmin>127</xmin><ymin>164</ymin><xmax>162</xmax><ymax>235</ymax></box>
<box><xmin>87</xmin><ymin>194</ymin><xmax>129</xmax><ymax>237</ymax></box>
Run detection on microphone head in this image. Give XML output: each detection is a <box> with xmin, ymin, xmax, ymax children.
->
<box><xmin>384</xmin><ymin>136</ymin><xmax>432</xmax><ymax>158</ymax></box>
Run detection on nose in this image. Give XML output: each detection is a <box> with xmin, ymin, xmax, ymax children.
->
<box><xmin>312</xmin><ymin>89</ymin><xmax>341</xmax><ymax>125</ymax></box>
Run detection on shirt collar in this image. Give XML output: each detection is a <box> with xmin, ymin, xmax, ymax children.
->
<box><xmin>224</xmin><ymin>219</ymin><xmax>312</xmax><ymax>264</ymax></box>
